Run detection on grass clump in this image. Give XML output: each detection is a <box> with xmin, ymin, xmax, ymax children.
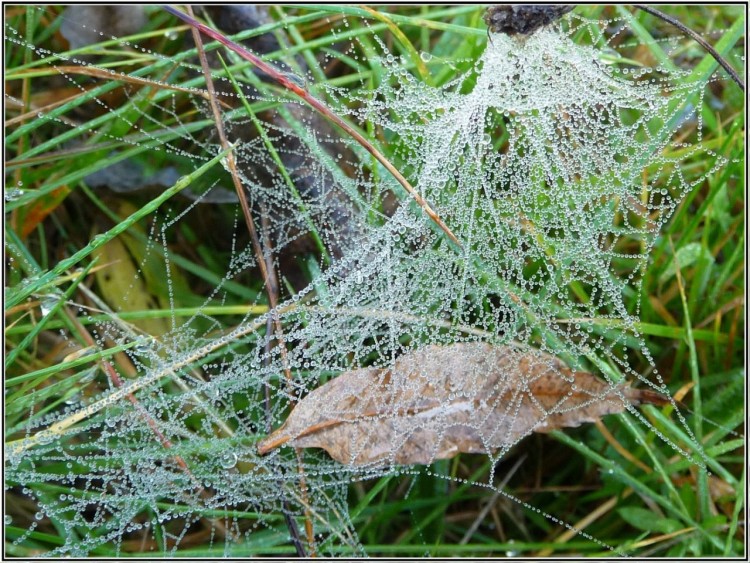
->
<box><xmin>4</xmin><ymin>5</ymin><xmax>744</xmax><ymax>558</ymax></box>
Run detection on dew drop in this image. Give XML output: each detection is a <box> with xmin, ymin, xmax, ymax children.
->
<box><xmin>4</xmin><ymin>188</ymin><xmax>23</xmax><ymax>202</ymax></box>
<box><xmin>64</xmin><ymin>393</ymin><xmax>81</xmax><ymax>406</ymax></box>
<box><xmin>37</xmin><ymin>432</ymin><xmax>54</xmax><ymax>445</ymax></box>
<box><xmin>219</xmin><ymin>452</ymin><xmax>238</xmax><ymax>469</ymax></box>
<box><xmin>40</xmin><ymin>295</ymin><xmax>60</xmax><ymax>317</ymax></box>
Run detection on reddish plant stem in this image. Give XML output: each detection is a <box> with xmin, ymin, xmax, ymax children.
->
<box><xmin>163</xmin><ymin>4</ymin><xmax>462</xmax><ymax>248</ymax></box>
<box><xmin>62</xmin><ymin>306</ymin><xmax>237</xmax><ymax>542</ymax></box>
<box><xmin>102</xmin><ymin>361</ymin><xmax>204</xmax><ymax>486</ymax></box>
<box><xmin>186</xmin><ymin>7</ymin><xmax>314</xmax><ymax>555</ymax></box>
<box><xmin>633</xmin><ymin>5</ymin><xmax>744</xmax><ymax>92</ymax></box>
<box><xmin>63</xmin><ymin>307</ymin><xmax>202</xmax><ymax>488</ymax></box>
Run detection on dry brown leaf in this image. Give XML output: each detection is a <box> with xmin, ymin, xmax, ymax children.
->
<box><xmin>257</xmin><ymin>343</ymin><xmax>667</xmax><ymax>466</ymax></box>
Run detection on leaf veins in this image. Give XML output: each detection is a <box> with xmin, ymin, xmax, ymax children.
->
<box><xmin>258</xmin><ymin>343</ymin><xmax>667</xmax><ymax>466</ymax></box>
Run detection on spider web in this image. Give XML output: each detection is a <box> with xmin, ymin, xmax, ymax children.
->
<box><xmin>4</xmin><ymin>6</ymin><xmax>743</xmax><ymax>557</ymax></box>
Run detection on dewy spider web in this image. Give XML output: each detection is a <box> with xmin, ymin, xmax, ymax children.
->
<box><xmin>4</xmin><ymin>6</ymin><xmax>743</xmax><ymax>557</ymax></box>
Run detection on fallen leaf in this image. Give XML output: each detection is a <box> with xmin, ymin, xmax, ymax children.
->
<box><xmin>92</xmin><ymin>232</ymin><xmax>171</xmax><ymax>338</ymax></box>
<box><xmin>258</xmin><ymin>343</ymin><xmax>667</xmax><ymax>466</ymax></box>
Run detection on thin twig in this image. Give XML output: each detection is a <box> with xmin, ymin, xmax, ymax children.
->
<box><xmin>282</xmin><ymin>499</ymin><xmax>307</xmax><ymax>557</ymax></box>
<box><xmin>187</xmin><ymin>6</ymin><xmax>314</xmax><ymax>555</ymax></box>
<box><xmin>459</xmin><ymin>454</ymin><xmax>526</xmax><ymax>545</ymax></box>
<box><xmin>259</xmin><ymin>236</ymin><xmax>305</xmax><ymax>558</ymax></box>
<box><xmin>62</xmin><ymin>306</ymin><xmax>238</xmax><ymax>543</ymax></box>
<box><xmin>535</xmin><ymin>491</ymin><xmax>631</xmax><ymax>557</ymax></box>
<box><xmin>262</xmin><ymin>315</ymin><xmax>274</xmax><ymax>434</ymax></box>
<box><xmin>185</xmin><ymin>10</ymin><xmax>269</xmax><ymax>298</ymax></box>
<box><xmin>163</xmin><ymin>4</ymin><xmax>462</xmax><ymax>248</ymax></box>
<box><xmin>633</xmin><ymin>4</ymin><xmax>745</xmax><ymax>91</ymax></box>
<box><xmin>64</xmin><ymin>307</ymin><xmax>203</xmax><ymax>491</ymax></box>
<box><xmin>259</xmin><ymin>202</ymin><xmax>317</xmax><ymax>556</ymax></box>
<box><xmin>5</xmin><ymin>65</ymin><xmax>232</xmax><ymax>127</ymax></box>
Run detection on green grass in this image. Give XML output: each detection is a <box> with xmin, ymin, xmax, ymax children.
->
<box><xmin>4</xmin><ymin>4</ymin><xmax>744</xmax><ymax>558</ymax></box>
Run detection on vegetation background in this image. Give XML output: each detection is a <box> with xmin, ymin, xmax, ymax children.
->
<box><xmin>4</xmin><ymin>4</ymin><xmax>745</xmax><ymax>557</ymax></box>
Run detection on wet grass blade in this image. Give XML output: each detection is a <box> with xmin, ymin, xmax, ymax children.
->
<box><xmin>162</xmin><ymin>5</ymin><xmax>462</xmax><ymax>248</ymax></box>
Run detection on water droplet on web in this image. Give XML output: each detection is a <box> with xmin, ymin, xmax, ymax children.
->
<box><xmin>64</xmin><ymin>393</ymin><xmax>81</xmax><ymax>406</ymax></box>
<box><xmin>40</xmin><ymin>294</ymin><xmax>61</xmax><ymax>317</ymax></box>
<box><xmin>3</xmin><ymin>6</ymin><xmax>729</xmax><ymax>555</ymax></box>
<box><xmin>37</xmin><ymin>432</ymin><xmax>54</xmax><ymax>445</ymax></box>
<box><xmin>4</xmin><ymin>515</ymin><xmax>11</xmax><ymax>525</ymax></box>
<box><xmin>220</xmin><ymin>143</ymin><xmax>236</xmax><ymax>172</ymax></box>
<box><xmin>219</xmin><ymin>452</ymin><xmax>238</xmax><ymax>469</ymax></box>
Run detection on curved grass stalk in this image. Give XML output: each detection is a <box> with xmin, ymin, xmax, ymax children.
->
<box><xmin>6</xmin><ymin>305</ymin><xmax>278</xmax><ymax>456</ymax></box>
<box><xmin>5</xmin><ymin>298</ymin><xmax>519</xmax><ymax>455</ymax></box>
<box><xmin>163</xmin><ymin>5</ymin><xmax>462</xmax><ymax>248</ymax></box>
<box><xmin>5</xmin><ymin>146</ymin><xmax>233</xmax><ymax>309</ymax></box>
<box><xmin>633</xmin><ymin>4</ymin><xmax>745</xmax><ymax>91</ymax></box>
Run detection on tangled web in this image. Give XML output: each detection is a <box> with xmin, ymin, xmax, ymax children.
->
<box><xmin>5</xmin><ymin>6</ymin><xmax>740</xmax><ymax>557</ymax></box>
